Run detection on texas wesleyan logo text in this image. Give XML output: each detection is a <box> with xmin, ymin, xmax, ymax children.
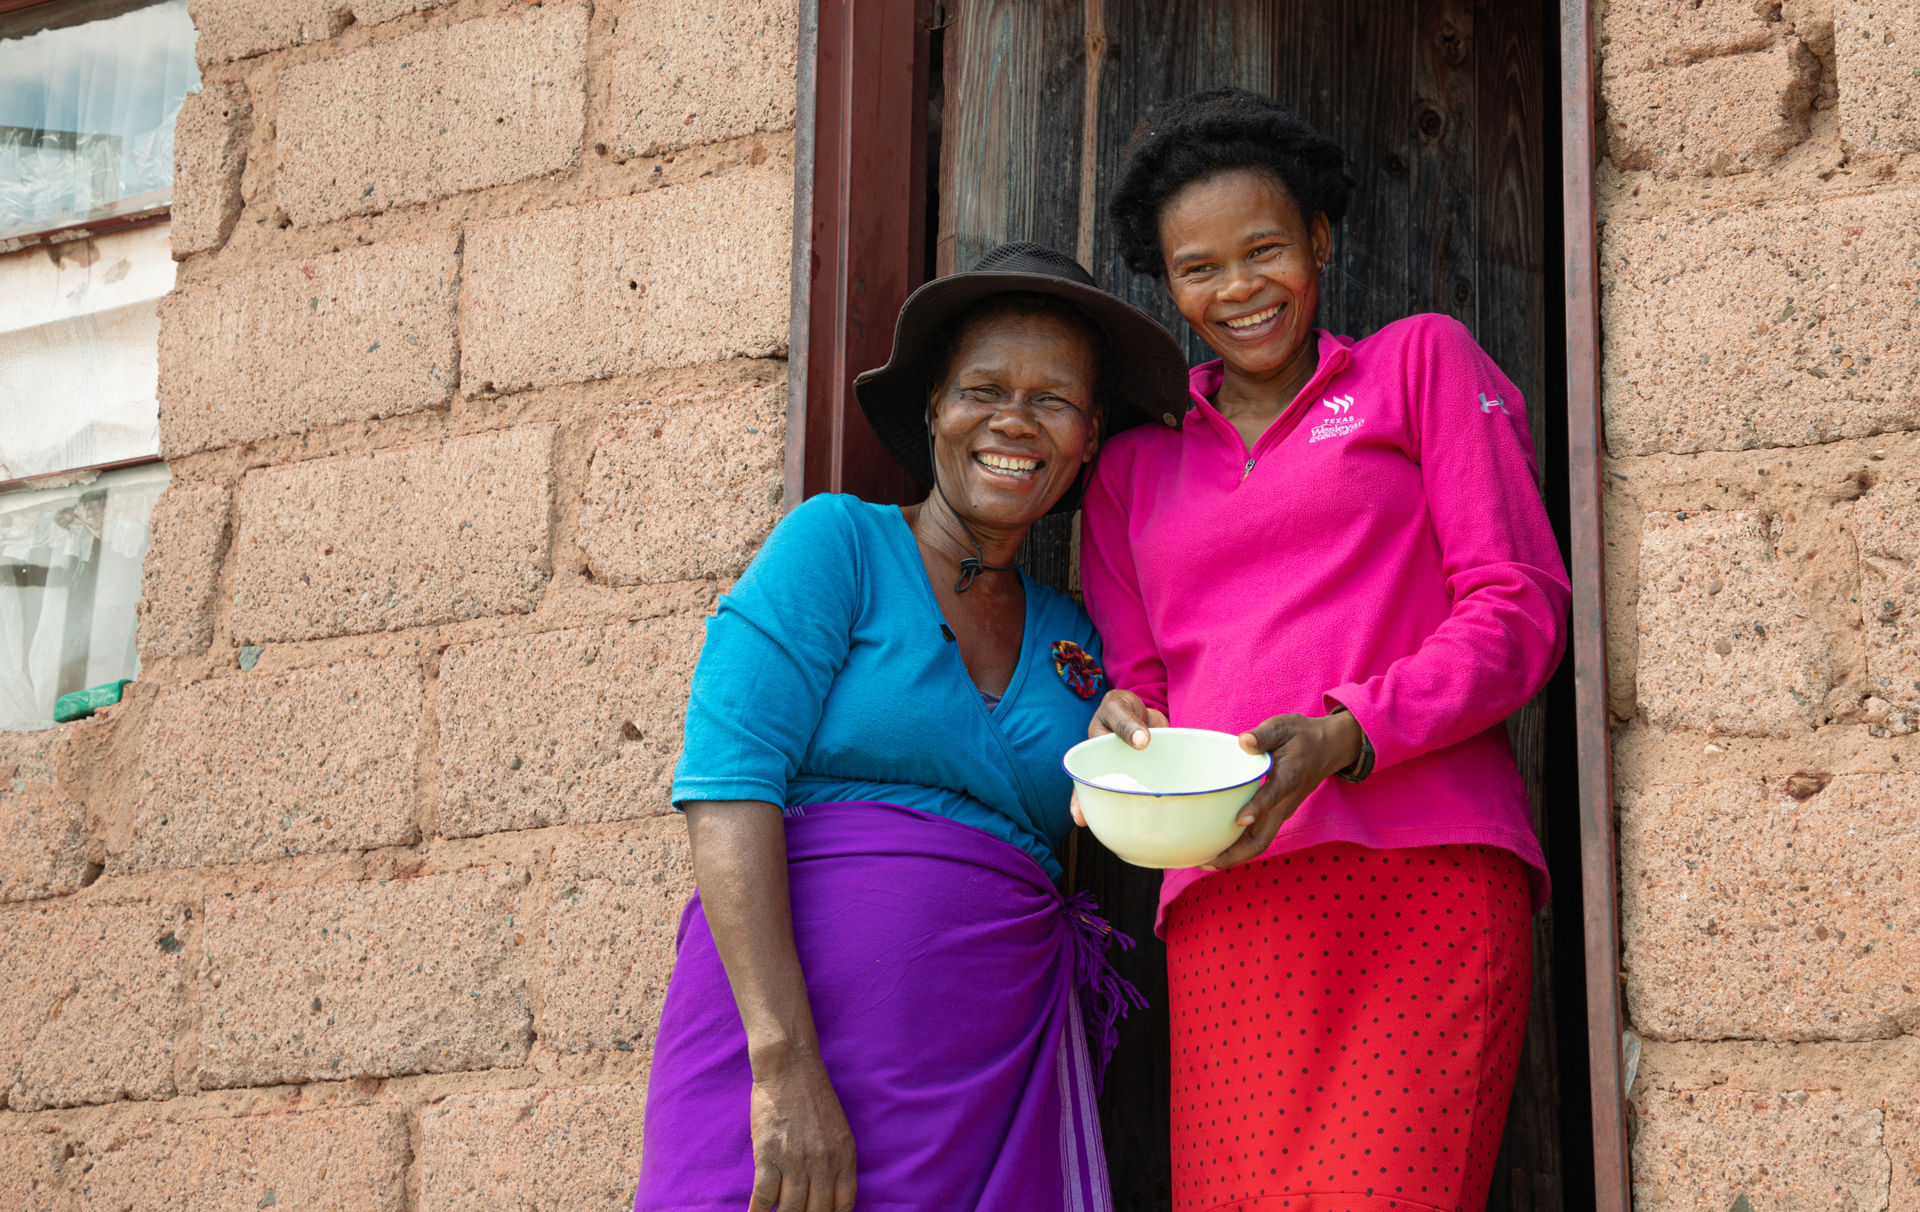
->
<box><xmin>1309</xmin><ymin>394</ymin><xmax>1365</xmax><ymax>443</ymax></box>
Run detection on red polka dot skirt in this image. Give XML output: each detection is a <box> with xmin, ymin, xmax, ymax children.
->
<box><xmin>1163</xmin><ymin>843</ymin><xmax>1532</xmax><ymax>1212</ymax></box>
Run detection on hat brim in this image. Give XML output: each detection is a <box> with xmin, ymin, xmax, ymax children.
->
<box><xmin>851</xmin><ymin>270</ymin><xmax>1189</xmax><ymax>516</ymax></box>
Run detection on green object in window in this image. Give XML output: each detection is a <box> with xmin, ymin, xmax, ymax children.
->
<box><xmin>53</xmin><ymin>679</ymin><xmax>132</xmax><ymax>723</ymax></box>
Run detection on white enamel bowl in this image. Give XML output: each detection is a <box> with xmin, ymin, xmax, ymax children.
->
<box><xmin>1062</xmin><ymin>727</ymin><xmax>1272</xmax><ymax>869</ymax></box>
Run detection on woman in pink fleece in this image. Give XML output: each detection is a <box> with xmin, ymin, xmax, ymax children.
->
<box><xmin>1077</xmin><ymin>89</ymin><xmax>1570</xmax><ymax>1211</ymax></box>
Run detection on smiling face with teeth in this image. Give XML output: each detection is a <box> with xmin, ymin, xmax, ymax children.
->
<box><xmin>924</xmin><ymin>309</ymin><xmax>1103</xmax><ymax>533</ymax></box>
<box><xmin>1159</xmin><ymin>168</ymin><xmax>1331</xmax><ymax>407</ymax></box>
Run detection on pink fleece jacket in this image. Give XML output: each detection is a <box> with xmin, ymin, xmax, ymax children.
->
<box><xmin>1079</xmin><ymin>314</ymin><xmax>1570</xmax><ymax>932</ymax></box>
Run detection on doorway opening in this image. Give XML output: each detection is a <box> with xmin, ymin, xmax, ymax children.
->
<box><xmin>795</xmin><ymin>1</ymin><xmax>1593</xmax><ymax>1205</ymax></box>
<box><xmin>925</xmin><ymin>4</ymin><xmax>1588</xmax><ymax>1206</ymax></box>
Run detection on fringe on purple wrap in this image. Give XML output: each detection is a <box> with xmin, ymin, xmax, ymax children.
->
<box><xmin>1064</xmin><ymin>890</ymin><xmax>1148</xmax><ymax>1091</ymax></box>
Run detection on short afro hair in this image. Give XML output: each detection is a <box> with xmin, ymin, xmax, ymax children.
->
<box><xmin>1109</xmin><ymin>88</ymin><xmax>1355</xmax><ymax>278</ymax></box>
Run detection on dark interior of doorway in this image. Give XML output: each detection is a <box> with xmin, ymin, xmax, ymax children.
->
<box><xmin>920</xmin><ymin>2</ymin><xmax>1591</xmax><ymax>1207</ymax></box>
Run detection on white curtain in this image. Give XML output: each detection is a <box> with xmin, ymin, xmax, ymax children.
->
<box><xmin>0</xmin><ymin>218</ymin><xmax>173</xmax><ymax>484</ymax></box>
<box><xmin>0</xmin><ymin>462</ymin><xmax>168</xmax><ymax>730</ymax></box>
<box><xmin>0</xmin><ymin>0</ymin><xmax>197</xmax><ymax>237</ymax></box>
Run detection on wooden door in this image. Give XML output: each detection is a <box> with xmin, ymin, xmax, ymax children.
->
<box><xmin>934</xmin><ymin>1</ymin><xmax>1560</xmax><ymax>1207</ymax></box>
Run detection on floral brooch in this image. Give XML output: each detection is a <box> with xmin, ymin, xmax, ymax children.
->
<box><xmin>1050</xmin><ymin>640</ymin><xmax>1105</xmax><ymax>700</ymax></box>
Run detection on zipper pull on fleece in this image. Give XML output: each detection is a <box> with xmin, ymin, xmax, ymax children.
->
<box><xmin>1242</xmin><ymin>457</ymin><xmax>1255</xmax><ymax>481</ymax></box>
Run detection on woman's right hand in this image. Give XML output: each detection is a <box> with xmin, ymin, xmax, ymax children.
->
<box><xmin>1074</xmin><ymin>690</ymin><xmax>1169</xmax><ymax>826</ymax></box>
<box><xmin>686</xmin><ymin>801</ymin><xmax>855</xmax><ymax>1211</ymax></box>
<box><xmin>748</xmin><ymin>1051</ymin><xmax>858</xmax><ymax>1212</ymax></box>
<box><xmin>1089</xmin><ymin>688</ymin><xmax>1168</xmax><ymax>749</ymax></box>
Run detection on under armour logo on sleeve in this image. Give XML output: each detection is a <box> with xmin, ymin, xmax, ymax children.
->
<box><xmin>1479</xmin><ymin>393</ymin><xmax>1508</xmax><ymax>414</ymax></box>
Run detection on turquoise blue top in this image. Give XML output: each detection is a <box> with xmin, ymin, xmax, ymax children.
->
<box><xmin>671</xmin><ymin>494</ymin><xmax>1101</xmax><ymax>880</ymax></box>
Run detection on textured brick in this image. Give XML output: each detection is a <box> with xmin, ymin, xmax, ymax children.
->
<box><xmin>1620</xmin><ymin>774</ymin><xmax>1920</xmax><ymax>1041</ymax></box>
<box><xmin>1602</xmin><ymin>193</ymin><xmax>1920</xmax><ymax>455</ymax></box>
<box><xmin>1838</xmin><ymin>0</ymin><xmax>1920</xmax><ymax>155</ymax></box>
<box><xmin>607</xmin><ymin>0</ymin><xmax>798</xmax><ymax>157</ymax></box>
<box><xmin>1892</xmin><ymin>1096</ymin><xmax>1920</xmax><ymax>1212</ymax></box>
<box><xmin>170</xmin><ymin>83</ymin><xmax>250</xmax><ymax>258</ymax></box>
<box><xmin>1631</xmin><ymin>1087</ymin><xmax>1887</xmax><ymax>1211</ymax></box>
<box><xmin>229</xmin><ymin>426</ymin><xmax>556</xmax><ymax>643</ymax></box>
<box><xmin>78</xmin><ymin>1108</ymin><xmax>406</xmax><ymax>1212</ymax></box>
<box><xmin>198</xmin><ymin>869</ymin><xmax>530</xmax><ymax>1088</ymax></box>
<box><xmin>0</xmin><ymin>726</ymin><xmax>59</xmax><ymax>786</ymax></box>
<box><xmin>417</xmin><ymin>1085</ymin><xmax>646</xmax><ymax>1211</ymax></box>
<box><xmin>187</xmin><ymin>0</ymin><xmax>345</xmax><ymax>65</ymax></box>
<box><xmin>436</xmin><ymin>617</ymin><xmax>702</xmax><ymax>837</ymax></box>
<box><xmin>1859</xmin><ymin>493</ymin><xmax>1920</xmax><ymax>716</ymax></box>
<box><xmin>0</xmin><ymin>1130</ymin><xmax>64</xmax><ymax>1211</ymax></box>
<box><xmin>1635</xmin><ymin>511</ymin><xmax>1831</xmax><ymax>736</ymax></box>
<box><xmin>157</xmin><ymin>235</ymin><xmax>458</xmax><ymax>456</ymax></box>
<box><xmin>1602</xmin><ymin>0</ymin><xmax>1776</xmax><ymax>71</ymax></box>
<box><xmin>119</xmin><ymin>660</ymin><xmax>423</xmax><ymax>873</ymax></box>
<box><xmin>542</xmin><ymin>832</ymin><xmax>691</xmax><ymax>1055</ymax></box>
<box><xmin>351</xmin><ymin>0</ymin><xmax>442</xmax><ymax>24</ymax></box>
<box><xmin>578</xmin><ymin>380</ymin><xmax>786</xmax><ymax>585</ymax></box>
<box><xmin>135</xmin><ymin>479</ymin><xmax>230</xmax><ymax>660</ymax></box>
<box><xmin>1604</xmin><ymin>43</ymin><xmax>1818</xmax><ymax>179</ymax></box>
<box><xmin>0</xmin><ymin>784</ymin><xmax>85</xmax><ymax>905</ymax></box>
<box><xmin>0</xmin><ymin>901</ymin><xmax>189</xmax><ymax>1109</ymax></box>
<box><xmin>1786</xmin><ymin>0</ymin><xmax>1838</xmax><ymax>57</ymax></box>
<box><xmin>0</xmin><ymin>729</ymin><xmax>87</xmax><ymax>904</ymax></box>
<box><xmin>276</xmin><ymin>5</ymin><xmax>588</xmax><ymax>226</ymax></box>
<box><xmin>461</xmin><ymin>167</ymin><xmax>791</xmax><ymax>394</ymax></box>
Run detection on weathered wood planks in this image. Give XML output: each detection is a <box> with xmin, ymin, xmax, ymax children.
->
<box><xmin>935</xmin><ymin>3</ymin><xmax>1560</xmax><ymax>1204</ymax></box>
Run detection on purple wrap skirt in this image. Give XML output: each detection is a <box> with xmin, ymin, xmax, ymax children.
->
<box><xmin>633</xmin><ymin>801</ymin><xmax>1133</xmax><ymax>1212</ymax></box>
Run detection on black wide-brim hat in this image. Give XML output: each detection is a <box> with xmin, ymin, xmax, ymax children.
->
<box><xmin>852</xmin><ymin>241</ymin><xmax>1189</xmax><ymax>515</ymax></box>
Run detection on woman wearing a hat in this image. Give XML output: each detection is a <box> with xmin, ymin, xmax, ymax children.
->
<box><xmin>633</xmin><ymin>243</ymin><xmax>1186</xmax><ymax>1212</ymax></box>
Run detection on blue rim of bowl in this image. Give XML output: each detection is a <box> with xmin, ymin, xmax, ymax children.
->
<box><xmin>1060</xmin><ymin>730</ymin><xmax>1274</xmax><ymax>797</ymax></box>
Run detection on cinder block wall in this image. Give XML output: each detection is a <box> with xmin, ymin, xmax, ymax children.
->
<box><xmin>0</xmin><ymin>0</ymin><xmax>794</xmax><ymax>1206</ymax></box>
<box><xmin>1598</xmin><ymin>0</ymin><xmax>1920</xmax><ymax>1207</ymax></box>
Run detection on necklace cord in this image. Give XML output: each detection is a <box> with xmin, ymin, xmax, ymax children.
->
<box><xmin>926</xmin><ymin>430</ymin><xmax>1017</xmax><ymax>593</ymax></box>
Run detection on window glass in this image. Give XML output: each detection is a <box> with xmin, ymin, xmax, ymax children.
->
<box><xmin>0</xmin><ymin>461</ymin><xmax>168</xmax><ymax>730</ymax></box>
<box><xmin>0</xmin><ymin>0</ymin><xmax>198</xmax><ymax>240</ymax></box>
<box><xmin>0</xmin><ymin>222</ymin><xmax>172</xmax><ymax>482</ymax></box>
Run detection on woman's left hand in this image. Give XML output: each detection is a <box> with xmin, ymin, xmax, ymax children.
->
<box><xmin>1204</xmin><ymin>710</ymin><xmax>1364</xmax><ymax>870</ymax></box>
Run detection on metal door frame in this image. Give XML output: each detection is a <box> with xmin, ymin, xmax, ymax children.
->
<box><xmin>1558</xmin><ymin>1</ymin><xmax>1630</xmax><ymax>1204</ymax></box>
<box><xmin>784</xmin><ymin>0</ymin><xmax>929</xmax><ymax>508</ymax></box>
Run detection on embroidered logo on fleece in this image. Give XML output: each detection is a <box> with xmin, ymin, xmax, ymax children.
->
<box><xmin>1480</xmin><ymin>392</ymin><xmax>1509</xmax><ymax>414</ymax></box>
<box><xmin>1309</xmin><ymin>394</ymin><xmax>1366</xmax><ymax>443</ymax></box>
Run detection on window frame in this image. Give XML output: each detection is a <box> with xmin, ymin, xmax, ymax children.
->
<box><xmin>0</xmin><ymin>0</ymin><xmax>182</xmax><ymax>252</ymax></box>
<box><xmin>0</xmin><ymin>0</ymin><xmax>177</xmax><ymax>730</ymax></box>
<box><xmin>0</xmin><ymin>201</ymin><xmax>169</xmax><ymax>256</ymax></box>
<box><xmin>0</xmin><ymin>0</ymin><xmax>183</xmax><ymax>485</ymax></box>
<box><xmin>0</xmin><ymin>452</ymin><xmax>167</xmax><ymax>496</ymax></box>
